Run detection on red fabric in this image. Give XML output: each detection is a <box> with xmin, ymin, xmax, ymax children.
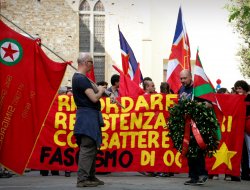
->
<box><xmin>206</xmin><ymin>94</ymin><xmax>246</xmax><ymax>176</ymax></box>
<box><xmin>169</xmin><ymin>37</ymin><xmax>191</xmax><ymax>70</ymax></box>
<box><xmin>121</xmin><ymin>54</ymin><xmax>130</xmax><ymax>76</ymax></box>
<box><xmin>191</xmin><ymin>119</ymin><xmax>207</xmax><ymax>150</ymax></box>
<box><xmin>112</xmin><ymin>65</ymin><xmax>144</xmax><ymax>97</ymax></box>
<box><xmin>0</xmin><ymin>20</ymin><xmax>67</xmax><ymax>174</ymax></box>
<box><xmin>132</xmin><ymin>62</ymin><xmax>141</xmax><ymax>85</ymax></box>
<box><xmin>167</xmin><ymin>64</ymin><xmax>183</xmax><ymax>94</ymax></box>
<box><xmin>182</xmin><ymin>117</ymin><xmax>206</xmax><ymax>156</ymax></box>
<box><xmin>182</xmin><ymin>116</ymin><xmax>191</xmax><ymax>156</ymax></box>
<box><xmin>86</xmin><ymin>67</ymin><xmax>96</xmax><ymax>82</ymax></box>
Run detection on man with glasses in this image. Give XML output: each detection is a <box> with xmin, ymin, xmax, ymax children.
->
<box><xmin>72</xmin><ymin>53</ymin><xmax>106</xmax><ymax>187</ymax></box>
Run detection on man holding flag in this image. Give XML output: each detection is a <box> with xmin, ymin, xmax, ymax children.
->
<box><xmin>178</xmin><ymin>48</ymin><xmax>222</xmax><ymax>185</ymax></box>
<box><xmin>178</xmin><ymin>69</ymin><xmax>209</xmax><ymax>186</ymax></box>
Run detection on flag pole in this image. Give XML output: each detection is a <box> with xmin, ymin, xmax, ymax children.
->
<box><xmin>0</xmin><ymin>14</ymin><xmax>77</xmax><ymax>71</ymax></box>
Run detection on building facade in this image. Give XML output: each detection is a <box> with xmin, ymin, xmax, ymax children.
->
<box><xmin>0</xmin><ymin>0</ymin><xmax>169</xmax><ymax>90</ymax></box>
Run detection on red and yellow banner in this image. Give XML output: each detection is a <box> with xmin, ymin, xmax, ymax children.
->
<box><xmin>28</xmin><ymin>94</ymin><xmax>246</xmax><ymax>176</ymax></box>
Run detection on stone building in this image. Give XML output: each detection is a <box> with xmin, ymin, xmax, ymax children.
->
<box><xmin>0</xmin><ymin>0</ymin><xmax>171</xmax><ymax>90</ymax></box>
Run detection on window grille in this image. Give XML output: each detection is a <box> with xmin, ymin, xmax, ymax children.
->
<box><xmin>94</xmin><ymin>15</ymin><xmax>105</xmax><ymax>53</ymax></box>
<box><xmin>79</xmin><ymin>15</ymin><xmax>90</xmax><ymax>52</ymax></box>
<box><xmin>94</xmin><ymin>56</ymin><xmax>105</xmax><ymax>82</ymax></box>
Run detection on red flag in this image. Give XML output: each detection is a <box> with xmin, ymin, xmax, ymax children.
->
<box><xmin>0</xmin><ymin>20</ymin><xmax>67</xmax><ymax>174</ymax></box>
<box><xmin>112</xmin><ymin>65</ymin><xmax>144</xmax><ymax>97</ymax></box>
<box><xmin>132</xmin><ymin>62</ymin><xmax>141</xmax><ymax>85</ymax></box>
<box><xmin>86</xmin><ymin>66</ymin><xmax>96</xmax><ymax>82</ymax></box>
<box><xmin>122</xmin><ymin>54</ymin><xmax>130</xmax><ymax>76</ymax></box>
<box><xmin>166</xmin><ymin>7</ymin><xmax>191</xmax><ymax>93</ymax></box>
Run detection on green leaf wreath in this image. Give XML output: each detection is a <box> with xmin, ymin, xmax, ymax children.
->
<box><xmin>167</xmin><ymin>99</ymin><xmax>220</xmax><ymax>158</ymax></box>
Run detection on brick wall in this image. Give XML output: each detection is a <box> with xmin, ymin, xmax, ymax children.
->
<box><xmin>0</xmin><ymin>0</ymin><xmax>79</xmax><ymax>87</ymax></box>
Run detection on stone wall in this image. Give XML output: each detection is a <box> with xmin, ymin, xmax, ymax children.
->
<box><xmin>0</xmin><ymin>0</ymin><xmax>79</xmax><ymax>87</ymax></box>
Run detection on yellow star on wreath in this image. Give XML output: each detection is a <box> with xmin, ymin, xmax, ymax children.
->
<box><xmin>212</xmin><ymin>142</ymin><xmax>237</xmax><ymax>170</ymax></box>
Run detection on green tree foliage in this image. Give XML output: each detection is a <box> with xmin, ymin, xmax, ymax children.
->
<box><xmin>226</xmin><ymin>0</ymin><xmax>250</xmax><ymax>77</ymax></box>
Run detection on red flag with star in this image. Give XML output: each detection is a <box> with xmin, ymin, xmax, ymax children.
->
<box><xmin>2</xmin><ymin>43</ymin><xmax>19</xmax><ymax>60</ymax></box>
<box><xmin>206</xmin><ymin>94</ymin><xmax>246</xmax><ymax>176</ymax></box>
<box><xmin>0</xmin><ymin>20</ymin><xmax>68</xmax><ymax>174</ymax></box>
<box><xmin>166</xmin><ymin>7</ymin><xmax>191</xmax><ymax>93</ymax></box>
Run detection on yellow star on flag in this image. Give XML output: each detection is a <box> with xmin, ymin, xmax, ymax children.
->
<box><xmin>212</xmin><ymin>142</ymin><xmax>237</xmax><ymax>170</ymax></box>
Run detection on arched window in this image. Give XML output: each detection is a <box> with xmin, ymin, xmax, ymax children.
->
<box><xmin>93</xmin><ymin>0</ymin><xmax>104</xmax><ymax>11</ymax></box>
<box><xmin>79</xmin><ymin>0</ymin><xmax>105</xmax><ymax>82</ymax></box>
<box><xmin>79</xmin><ymin>0</ymin><xmax>90</xmax><ymax>11</ymax></box>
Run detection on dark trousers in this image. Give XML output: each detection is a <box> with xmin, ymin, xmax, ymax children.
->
<box><xmin>188</xmin><ymin>150</ymin><xmax>208</xmax><ymax>180</ymax></box>
<box><xmin>40</xmin><ymin>170</ymin><xmax>59</xmax><ymax>176</ymax></box>
<box><xmin>241</xmin><ymin>138</ymin><xmax>250</xmax><ymax>177</ymax></box>
<box><xmin>77</xmin><ymin>135</ymin><xmax>97</xmax><ymax>183</ymax></box>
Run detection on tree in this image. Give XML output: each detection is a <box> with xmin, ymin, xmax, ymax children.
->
<box><xmin>226</xmin><ymin>0</ymin><xmax>250</xmax><ymax>77</ymax></box>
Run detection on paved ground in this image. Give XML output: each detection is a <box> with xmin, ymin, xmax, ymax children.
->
<box><xmin>0</xmin><ymin>171</ymin><xmax>249</xmax><ymax>190</ymax></box>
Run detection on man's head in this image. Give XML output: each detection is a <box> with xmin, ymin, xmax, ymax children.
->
<box><xmin>143</xmin><ymin>77</ymin><xmax>152</xmax><ymax>83</ymax></box>
<box><xmin>160</xmin><ymin>82</ymin><xmax>171</xmax><ymax>94</ymax></box>
<box><xmin>77</xmin><ymin>53</ymin><xmax>93</xmax><ymax>73</ymax></box>
<box><xmin>110</xmin><ymin>74</ymin><xmax>120</xmax><ymax>88</ymax></box>
<box><xmin>180</xmin><ymin>69</ymin><xmax>192</xmax><ymax>87</ymax></box>
<box><xmin>143</xmin><ymin>77</ymin><xmax>152</xmax><ymax>90</ymax></box>
<box><xmin>143</xmin><ymin>80</ymin><xmax>155</xmax><ymax>94</ymax></box>
<box><xmin>216</xmin><ymin>87</ymin><xmax>229</xmax><ymax>94</ymax></box>
<box><xmin>97</xmin><ymin>81</ymin><xmax>108</xmax><ymax>89</ymax></box>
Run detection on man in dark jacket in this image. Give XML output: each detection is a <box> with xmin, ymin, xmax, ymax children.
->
<box><xmin>178</xmin><ymin>69</ymin><xmax>209</xmax><ymax>186</ymax></box>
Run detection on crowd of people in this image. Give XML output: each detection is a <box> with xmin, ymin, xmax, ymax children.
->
<box><xmin>2</xmin><ymin>53</ymin><xmax>249</xmax><ymax>188</ymax></box>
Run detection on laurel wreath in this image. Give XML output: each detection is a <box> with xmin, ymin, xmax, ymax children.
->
<box><xmin>167</xmin><ymin>99</ymin><xmax>220</xmax><ymax>158</ymax></box>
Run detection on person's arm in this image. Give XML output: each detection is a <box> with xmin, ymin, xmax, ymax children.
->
<box><xmin>85</xmin><ymin>85</ymin><xmax>105</xmax><ymax>103</ymax></box>
<box><xmin>197</xmin><ymin>100</ymin><xmax>212</xmax><ymax>108</ymax></box>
